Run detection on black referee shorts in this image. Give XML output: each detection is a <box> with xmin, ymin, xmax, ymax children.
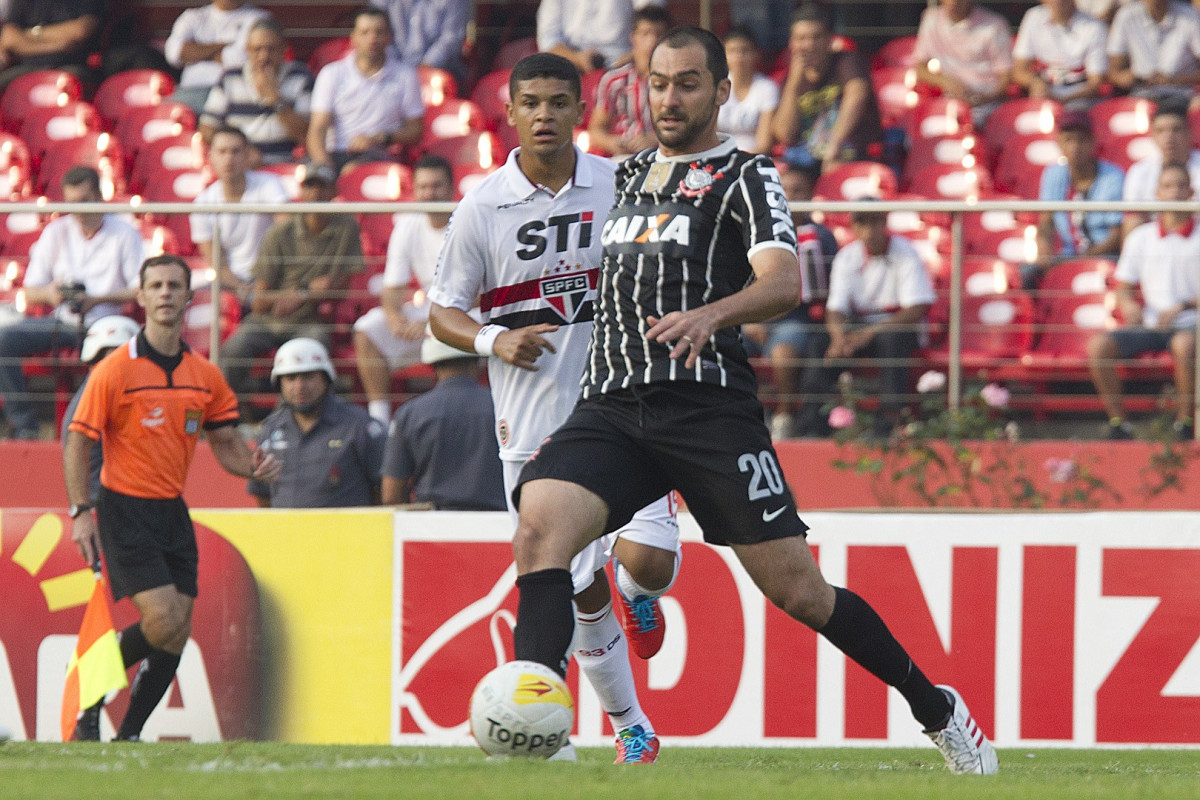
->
<box><xmin>516</xmin><ymin>383</ymin><xmax>808</xmax><ymax>545</ymax></box>
<box><xmin>96</xmin><ymin>486</ymin><xmax>199</xmax><ymax>600</ymax></box>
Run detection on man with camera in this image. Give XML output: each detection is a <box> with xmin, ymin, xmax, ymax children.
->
<box><xmin>0</xmin><ymin>166</ymin><xmax>142</xmax><ymax>439</ymax></box>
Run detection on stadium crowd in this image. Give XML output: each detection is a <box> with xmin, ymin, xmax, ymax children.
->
<box><xmin>1</xmin><ymin>0</ymin><xmax>1199</xmax><ymax>452</ymax></box>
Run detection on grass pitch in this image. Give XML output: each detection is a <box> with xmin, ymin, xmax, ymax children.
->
<box><xmin>1</xmin><ymin>743</ymin><xmax>1197</xmax><ymax>800</ymax></box>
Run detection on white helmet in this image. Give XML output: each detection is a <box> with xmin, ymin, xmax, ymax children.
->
<box><xmin>270</xmin><ymin>337</ymin><xmax>335</xmax><ymax>384</ymax></box>
<box><xmin>81</xmin><ymin>315</ymin><xmax>140</xmax><ymax>363</ymax></box>
<box><xmin>421</xmin><ymin>326</ymin><xmax>477</xmax><ymax>365</ymax></box>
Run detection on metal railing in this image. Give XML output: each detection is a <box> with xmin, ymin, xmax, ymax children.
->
<box><xmin>3</xmin><ymin>197</ymin><xmax>1198</xmax><ymax>436</ymax></box>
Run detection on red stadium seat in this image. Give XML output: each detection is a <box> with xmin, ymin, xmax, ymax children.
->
<box><xmin>1088</xmin><ymin>96</ymin><xmax>1155</xmax><ymax>170</ymax></box>
<box><xmin>960</xmin><ymin>257</ymin><xmax>1021</xmax><ymax>296</ymax></box>
<box><xmin>871</xmin><ymin>65</ymin><xmax>920</xmax><ymax>131</ymax></box>
<box><xmin>903</xmin><ymin>132</ymin><xmax>990</xmax><ymax>182</ymax></box>
<box><xmin>336</xmin><ymin>161</ymin><xmax>413</xmax><ymax>202</ymax></box>
<box><xmin>424</xmin><ymin>130</ymin><xmax>507</xmax><ymax>173</ymax></box>
<box><xmin>420</xmin><ymin>98</ymin><xmax>487</xmax><ymax>151</ymax></box>
<box><xmin>494</xmin><ymin>37</ymin><xmax>537</xmax><ymax>71</ymax></box>
<box><xmin>0</xmin><ymin>212</ymin><xmax>45</xmax><ymax>258</ymax></box>
<box><xmin>813</xmin><ymin>160</ymin><xmax>899</xmax><ymax>200</ymax></box>
<box><xmin>470</xmin><ymin>68</ymin><xmax>511</xmax><ymax>131</ymax></box>
<box><xmin>992</xmin><ymin>133</ymin><xmax>1061</xmax><ymax>199</ymax></box>
<box><xmin>908</xmin><ymin>96</ymin><xmax>973</xmax><ymax>142</ymax></box>
<box><xmin>580</xmin><ymin>68</ymin><xmax>605</xmax><ymax>125</ymax></box>
<box><xmin>417</xmin><ymin>65</ymin><xmax>458</xmax><ymax>107</ymax></box>
<box><xmin>1038</xmin><ymin>257</ymin><xmax>1115</xmax><ymax>299</ymax></box>
<box><xmin>137</xmin><ymin>166</ymin><xmax>215</xmax><ymax>256</ymax></box>
<box><xmin>129</xmin><ymin>130</ymin><xmax>207</xmax><ymax>193</ymax></box>
<box><xmin>451</xmin><ymin>162</ymin><xmax>498</xmax><ymax>198</ymax></box>
<box><xmin>870</xmin><ymin>35</ymin><xmax>919</xmax><ymax>71</ymax></box>
<box><xmin>1020</xmin><ymin>292</ymin><xmax>1111</xmax><ymax>374</ymax></box>
<box><xmin>38</xmin><ymin>131</ymin><xmax>127</xmax><ymax>199</ymax></box>
<box><xmin>308</xmin><ymin>36</ymin><xmax>352</xmax><ymax>75</ymax></box>
<box><xmin>18</xmin><ymin>101</ymin><xmax>102</xmax><ymax>170</ymax></box>
<box><xmin>921</xmin><ymin>290</ymin><xmax>1035</xmax><ymax>370</ymax></box>
<box><xmin>906</xmin><ymin>163</ymin><xmax>994</xmax><ymax>199</ymax></box>
<box><xmin>113</xmin><ymin>102</ymin><xmax>198</xmax><ymax>161</ymax></box>
<box><xmin>93</xmin><ymin>69</ymin><xmax>175</xmax><ymax>127</ymax></box>
<box><xmin>983</xmin><ymin>98</ymin><xmax>1062</xmax><ymax>155</ymax></box>
<box><xmin>0</xmin><ymin>133</ymin><xmax>33</xmax><ymax>200</ymax></box>
<box><xmin>0</xmin><ymin>69</ymin><xmax>82</xmax><ymax>135</ymax></box>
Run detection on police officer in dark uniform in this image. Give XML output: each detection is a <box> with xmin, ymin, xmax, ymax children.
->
<box><xmin>248</xmin><ymin>337</ymin><xmax>385</xmax><ymax>507</ymax></box>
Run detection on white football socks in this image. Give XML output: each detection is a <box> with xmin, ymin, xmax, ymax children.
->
<box><xmin>614</xmin><ymin>551</ymin><xmax>679</xmax><ymax>602</ymax></box>
<box><xmin>572</xmin><ymin>602</ymin><xmax>653</xmax><ymax>735</ymax></box>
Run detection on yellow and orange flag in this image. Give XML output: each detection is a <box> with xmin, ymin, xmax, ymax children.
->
<box><xmin>61</xmin><ymin>570</ymin><xmax>127</xmax><ymax>742</ymax></box>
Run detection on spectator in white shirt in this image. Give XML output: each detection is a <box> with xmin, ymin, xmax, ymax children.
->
<box><xmin>794</xmin><ymin>206</ymin><xmax>936</xmax><ymax>437</ymax></box>
<box><xmin>1121</xmin><ymin>102</ymin><xmax>1200</xmax><ymax>236</ymax></box>
<box><xmin>164</xmin><ymin>0</ymin><xmax>269</xmax><ymax>113</ymax></box>
<box><xmin>0</xmin><ymin>167</ymin><xmax>142</xmax><ymax>438</ymax></box>
<box><xmin>717</xmin><ymin>25</ymin><xmax>779</xmax><ymax>154</ymax></box>
<box><xmin>913</xmin><ymin>0</ymin><xmax>1014</xmax><ymax>126</ymax></box>
<box><xmin>307</xmin><ymin>6</ymin><xmax>424</xmax><ymax>173</ymax></box>
<box><xmin>1089</xmin><ymin>162</ymin><xmax>1200</xmax><ymax>440</ymax></box>
<box><xmin>536</xmin><ymin>0</ymin><xmax>666</xmax><ymax>73</ymax></box>
<box><xmin>189</xmin><ymin>125</ymin><xmax>289</xmax><ymax>302</ymax></box>
<box><xmin>353</xmin><ymin>155</ymin><xmax>455</xmax><ymax>425</ymax></box>
<box><xmin>1107</xmin><ymin>0</ymin><xmax>1200</xmax><ymax>105</ymax></box>
<box><xmin>1012</xmin><ymin>0</ymin><xmax>1108</xmax><ymax>108</ymax></box>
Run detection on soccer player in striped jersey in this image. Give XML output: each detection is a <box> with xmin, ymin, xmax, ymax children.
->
<box><xmin>509</xmin><ymin>27</ymin><xmax>998</xmax><ymax>775</ymax></box>
<box><xmin>428</xmin><ymin>53</ymin><xmax>680</xmax><ymax>764</ymax></box>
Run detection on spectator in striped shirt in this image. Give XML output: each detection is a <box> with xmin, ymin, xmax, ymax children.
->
<box><xmin>199</xmin><ymin>18</ymin><xmax>313</xmax><ymax>166</ymax></box>
<box><xmin>585</xmin><ymin>4</ymin><xmax>670</xmax><ymax>156</ymax></box>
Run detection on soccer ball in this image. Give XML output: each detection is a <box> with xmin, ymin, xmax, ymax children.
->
<box><xmin>469</xmin><ymin>660</ymin><xmax>574</xmax><ymax>759</ymax></box>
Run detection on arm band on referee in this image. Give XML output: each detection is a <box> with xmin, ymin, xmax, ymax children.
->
<box><xmin>473</xmin><ymin>324</ymin><xmax>509</xmax><ymax>357</ymax></box>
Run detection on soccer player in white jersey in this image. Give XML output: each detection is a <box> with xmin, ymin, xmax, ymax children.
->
<box><xmin>428</xmin><ymin>53</ymin><xmax>680</xmax><ymax>764</ymax></box>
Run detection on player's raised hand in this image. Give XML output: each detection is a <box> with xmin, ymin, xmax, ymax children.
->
<box><xmin>495</xmin><ymin>324</ymin><xmax>559</xmax><ymax>371</ymax></box>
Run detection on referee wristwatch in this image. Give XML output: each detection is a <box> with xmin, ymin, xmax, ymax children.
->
<box><xmin>69</xmin><ymin>503</ymin><xmax>93</xmax><ymax>519</ymax></box>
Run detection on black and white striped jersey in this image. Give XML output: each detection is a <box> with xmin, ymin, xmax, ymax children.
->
<box><xmin>582</xmin><ymin>137</ymin><xmax>799</xmax><ymax>398</ymax></box>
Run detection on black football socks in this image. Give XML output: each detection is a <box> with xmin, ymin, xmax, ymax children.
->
<box><xmin>819</xmin><ymin>587</ymin><xmax>952</xmax><ymax>730</ymax></box>
<box><xmin>514</xmin><ymin>568</ymin><xmax>576</xmax><ymax>677</ymax></box>
<box><xmin>117</xmin><ymin>649</ymin><xmax>182</xmax><ymax>740</ymax></box>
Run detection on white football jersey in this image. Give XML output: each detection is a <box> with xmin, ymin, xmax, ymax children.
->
<box><xmin>428</xmin><ymin>146</ymin><xmax>617</xmax><ymax>462</ymax></box>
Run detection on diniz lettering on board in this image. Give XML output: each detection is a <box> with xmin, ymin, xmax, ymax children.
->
<box><xmin>391</xmin><ymin>514</ymin><xmax>1200</xmax><ymax>748</ymax></box>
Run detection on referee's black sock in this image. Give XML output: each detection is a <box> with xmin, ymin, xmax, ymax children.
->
<box><xmin>119</xmin><ymin>622</ymin><xmax>152</xmax><ymax>669</ymax></box>
<box><xmin>818</xmin><ymin>587</ymin><xmax>952</xmax><ymax>731</ymax></box>
<box><xmin>514</xmin><ymin>568</ymin><xmax>575</xmax><ymax>678</ymax></box>
<box><xmin>116</xmin><ymin>648</ymin><xmax>181</xmax><ymax>741</ymax></box>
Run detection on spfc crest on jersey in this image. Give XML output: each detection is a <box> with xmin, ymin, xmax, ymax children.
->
<box><xmin>540</xmin><ymin>271</ymin><xmax>594</xmax><ymax>323</ymax></box>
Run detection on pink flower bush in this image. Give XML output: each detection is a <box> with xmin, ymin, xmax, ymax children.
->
<box><xmin>828</xmin><ymin>405</ymin><xmax>856</xmax><ymax>429</ymax></box>
<box><xmin>1044</xmin><ymin>457</ymin><xmax>1079</xmax><ymax>484</ymax></box>
<box><xmin>916</xmin><ymin>370</ymin><xmax>947</xmax><ymax>394</ymax></box>
<box><xmin>980</xmin><ymin>383</ymin><xmax>1010</xmax><ymax>409</ymax></box>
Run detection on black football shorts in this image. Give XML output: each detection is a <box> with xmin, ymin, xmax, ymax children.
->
<box><xmin>516</xmin><ymin>383</ymin><xmax>808</xmax><ymax>545</ymax></box>
<box><xmin>97</xmin><ymin>486</ymin><xmax>199</xmax><ymax>600</ymax></box>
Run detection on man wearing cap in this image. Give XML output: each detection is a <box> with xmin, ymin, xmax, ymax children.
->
<box><xmin>1030</xmin><ymin>110</ymin><xmax>1125</xmax><ymax>287</ymax></box>
<box><xmin>248</xmin><ymin>337</ymin><xmax>386</xmax><ymax>507</ymax></box>
<box><xmin>381</xmin><ymin>328</ymin><xmax>505</xmax><ymax>510</ymax></box>
<box><xmin>61</xmin><ymin>315</ymin><xmax>141</xmax><ymax>503</ymax></box>
<box><xmin>219</xmin><ymin>163</ymin><xmax>364</xmax><ymax>402</ymax></box>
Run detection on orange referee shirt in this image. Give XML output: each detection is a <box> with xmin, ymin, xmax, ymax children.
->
<box><xmin>68</xmin><ymin>333</ymin><xmax>240</xmax><ymax>499</ymax></box>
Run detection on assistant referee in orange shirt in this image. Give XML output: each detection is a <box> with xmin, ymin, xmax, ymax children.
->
<box><xmin>63</xmin><ymin>254</ymin><xmax>281</xmax><ymax>741</ymax></box>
